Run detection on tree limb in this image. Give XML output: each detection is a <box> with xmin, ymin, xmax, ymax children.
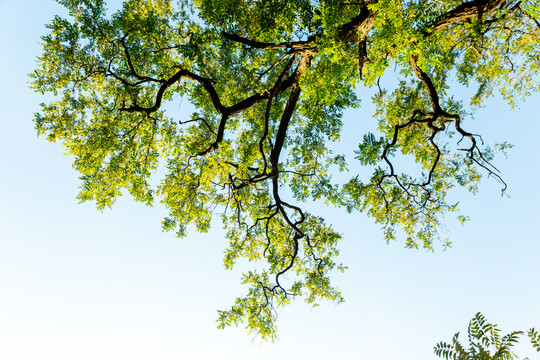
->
<box><xmin>425</xmin><ymin>0</ymin><xmax>508</xmax><ymax>34</ymax></box>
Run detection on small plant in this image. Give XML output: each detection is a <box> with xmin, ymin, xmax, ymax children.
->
<box><xmin>435</xmin><ymin>312</ymin><xmax>540</xmax><ymax>360</ymax></box>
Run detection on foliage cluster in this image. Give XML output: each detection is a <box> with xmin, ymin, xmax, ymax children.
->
<box><xmin>435</xmin><ymin>313</ymin><xmax>540</xmax><ymax>360</ymax></box>
<box><xmin>32</xmin><ymin>0</ymin><xmax>540</xmax><ymax>338</ymax></box>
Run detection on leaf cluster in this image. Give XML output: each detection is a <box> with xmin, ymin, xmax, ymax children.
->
<box><xmin>435</xmin><ymin>312</ymin><xmax>540</xmax><ymax>360</ymax></box>
<box><xmin>32</xmin><ymin>0</ymin><xmax>540</xmax><ymax>339</ymax></box>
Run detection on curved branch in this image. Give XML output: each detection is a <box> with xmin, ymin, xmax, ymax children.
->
<box><xmin>119</xmin><ymin>67</ymin><xmax>225</xmax><ymax>114</ymax></box>
<box><xmin>517</xmin><ymin>5</ymin><xmax>540</xmax><ymax>30</ymax></box>
<box><xmin>119</xmin><ymin>35</ymin><xmax>164</xmax><ymax>84</ymax></box>
<box><xmin>410</xmin><ymin>54</ymin><xmax>441</xmax><ymax>113</ymax></box>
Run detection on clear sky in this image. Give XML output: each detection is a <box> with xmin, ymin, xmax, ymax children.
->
<box><xmin>0</xmin><ymin>1</ymin><xmax>539</xmax><ymax>359</ymax></box>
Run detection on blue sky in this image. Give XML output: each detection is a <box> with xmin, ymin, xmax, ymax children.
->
<box><xmin>0</xmin><ymin>1</ymin><xmax>539</xmax><ymax>359</ymax></box>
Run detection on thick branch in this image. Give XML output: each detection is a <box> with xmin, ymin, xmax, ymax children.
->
<box><xmin>120</xmin><ymin>68</ymin><xmax>225</xmax><ymax>114</ymax></box>
<box><xmin>225</xmin><ymin>74</ymin><xmax>296</xmax><ymax>116</ymax></box>
<box><xmin>410</xmin><ymin>54</ymin><xmax>441</xmax><ymax>113</ymax></box>
<box><xmin>358</xmin><ymin>38</ymin><xmax>369</xmax><ymax>77</ymax></box>
<box><xmin>269</xmin><ymin>84</ymin><xmax>302</xmax><ymax>169</ymax></box>
<box><xmin>425</xmin><ymin>0</ymin><xmax>507</xmax><ymax>34</ymax></box>
<box><xmin>260</xmin><ymin>55</ymin><xmax>299</xmax><ymax>173</ymax></box>
<box><xmin>198</xmin><ymin>113</ymin><xmax>228</xmax><ymax>156</ymax></box>
<box><xmin>269</xmin><ymin>55</ymin><xmax>312</xmax><ymax>169</ymax></box>
<box><xmin>338</xmin><ymin>1</ymin><xmax>377</xmax><ymax>43</ymax></box>
<box><xmin>198</xmin><ymin>57</ymin><xmax>301</xmax><ymax>156</ymax></box>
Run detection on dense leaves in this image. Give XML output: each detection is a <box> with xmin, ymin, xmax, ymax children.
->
<box><xmin>434</xmin><ymin>312</ymin><xmax>540</xmax><ymax>360</ymax></box>
<box><xmin>32</xmin><ymin>0</ymin><xmax>540</xmax><ymax>339</ymax></box>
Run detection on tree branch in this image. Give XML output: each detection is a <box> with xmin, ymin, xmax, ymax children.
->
<box><xmin>269</xmin><ymin>55</ymin><xmax>312</xmax><ymax>169</ymax></box>
<box><xmin>410</xmin><ymin>54</ymin><xmax>441</xmax><ymax>113</ymax></box>
<box><xmin>425</xmin><ymin>0</ymin><xmax>507</xmax><ymax>34</ymax></box>
<box><xmin>222</xmin><ymin>31</ymin><xmax>315</xmax><ymax>52</ymax></box>
<box><xmin>338</xmin><ymin>1</ymin><xmax>377</xmax><ymax>43</ymax></box>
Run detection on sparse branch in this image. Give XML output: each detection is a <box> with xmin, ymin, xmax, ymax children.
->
<box><xmin>516</xmin><ymin>5</ymin><xmax>540</xmax><ymax>30</ymax></box>
<box><xmin>452</xmin><ymin>115</ymin><xmax>508</xmax><ymax>193</ymax></box>
<box><xmin>179</xmin><ymin>117</ymin><xmax>216</xmax><ymax>135</ymax></box>
<box><xmin>119</xmin><ymin>35</ymin><xmax>164</xmax><ymax>84</ymax></box>
<box><xmin>256</xmin><ymin>53</ymin><xmax>291</xmax><ymax>79</ymax></box>
<box><xmin>222</xmin><ymin>31</ymin><xmax>315</xmax><ymax>52</ymax></box>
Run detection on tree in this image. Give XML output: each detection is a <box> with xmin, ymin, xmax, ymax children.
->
<box><xmin>434</xmin><ymin>312</ymin><xmax>540</xmax><ymax>360</ymax></box>
<box><xmin>31</xmin><ymin>0</ymin><xmax>539</xmax><ymax>339</ymax></box>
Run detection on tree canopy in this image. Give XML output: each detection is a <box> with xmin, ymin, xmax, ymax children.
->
<box><xmin>32</xmin><ymin>0</ymin><xmax>540</xmax><ymax>339</ymax></box>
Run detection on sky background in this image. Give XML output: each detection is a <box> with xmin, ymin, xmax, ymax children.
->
<box><xmin>0</xmin><ymin>1</ymin><xmax>539</xmax><ymax>359</ymax></box>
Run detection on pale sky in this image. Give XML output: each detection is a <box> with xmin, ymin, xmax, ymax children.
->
<box><xmin>0</xmin><ymin>1</ymin><xmax>539</xmax><ymax>359</ymax></box>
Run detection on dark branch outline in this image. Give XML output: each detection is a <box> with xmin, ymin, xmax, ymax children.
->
<box><xmin>104</xmin><ymin>0</ymin><xmax>520</xmax><ymax>326</ymax></box>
